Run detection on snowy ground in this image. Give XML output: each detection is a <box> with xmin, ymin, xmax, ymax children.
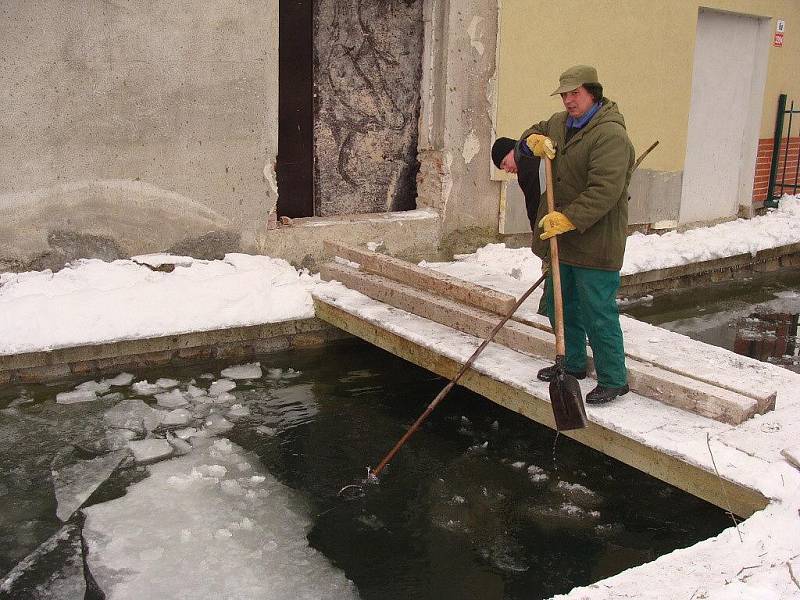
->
<box><xmin>2</xmin><ymin>195</ymin><xmax>800</xmax><ymax>599</ymax></box>
<box><xmin>1</xmin><ymin>196</ymin><xmax>799</xmax><ymax>356</ymax></box>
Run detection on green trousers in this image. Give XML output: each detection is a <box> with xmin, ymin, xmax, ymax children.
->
<box><xmin>542</xmin><ymin>263</ymin><xmax>627</xmax><ymax>387</ymax></box>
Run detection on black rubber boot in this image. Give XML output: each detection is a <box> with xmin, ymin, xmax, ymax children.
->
<box><xmin>536</xmin><ymin>365</ymin><xmax>587</xmax><ymax>382</ymax></box>
<box><xmin>586</xmin><ymin>384</ymin><xmax>630</xmax><ymax>404</ymax></box>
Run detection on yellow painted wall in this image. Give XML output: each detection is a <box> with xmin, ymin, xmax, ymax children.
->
<box><xmin>496</xmin><ymin>0</ymin><xmax>799</xmax><ymax>172</ymax></box>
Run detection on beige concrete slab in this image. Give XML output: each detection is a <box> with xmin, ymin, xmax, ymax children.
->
<box><xmin>321</xmin><ymin>262</ymin><xmax>759</xmax><ymax>425</ymax></box>
<box><xmin>324</xmin><ymin>241</ymin><xmax>517</xmax><ymax>314</ymax></box>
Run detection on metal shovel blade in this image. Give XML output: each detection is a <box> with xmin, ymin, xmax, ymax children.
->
<box><xmin>549</xmin><ymin>361</ymin><xmax>588</xmax><ymax>431</ymax></box>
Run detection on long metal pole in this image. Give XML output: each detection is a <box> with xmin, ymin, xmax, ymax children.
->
<box><xmin>369</xmin><ymin>272</ymin><xmax>547</xmax><ymax>479</ymax></box>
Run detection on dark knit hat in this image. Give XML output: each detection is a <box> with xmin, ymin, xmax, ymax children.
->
<box><xmin>491</xmin><ymin>137</ymin><xmax>516</xmax><ymax>169</ymax></box>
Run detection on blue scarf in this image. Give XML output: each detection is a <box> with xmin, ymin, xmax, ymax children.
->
<box><xmin>566</xmin><ymin>101</ymin><xmax>602</xmax><ymax>129</ymax></box>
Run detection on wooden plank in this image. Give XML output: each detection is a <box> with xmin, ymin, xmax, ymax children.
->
<box><xmin>512</xmin><ymin>312</ymin><xmax>777</xmax><ymax>415</ymax></box>
<box><xmin>323</xmin><ymin>241</ymin><xmax>517</xmax><ymax>315</ymax></box>
<box><xmin>321</xmin><ymin>262</ymin><xmax>553</xmax><ymax>358</ymax></box>
<box><xmin>312</xmin><ymin>292</ymin><xmax>768</xmax><ymax>518</ymax></box>
<box><xmin>321</xmin><ymin>262</ymin><xmax>759</xmax><ymax>425</ymax></box>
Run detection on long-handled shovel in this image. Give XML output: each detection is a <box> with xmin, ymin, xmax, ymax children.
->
<box><xmin>542</xmin><ymin>155</ymin><xmax>587</xmax><ymax>431</ymax></box>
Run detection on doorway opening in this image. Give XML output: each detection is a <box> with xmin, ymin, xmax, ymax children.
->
<box><xmin>277</xmin><ymin>0</ymin><xmax>314</xmax><ymax>218</ymax></box>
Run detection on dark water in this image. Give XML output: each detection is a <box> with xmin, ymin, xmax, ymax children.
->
<box><xmin>0</xmin><ymin>341</ymin><xmax>731</xmax><ymax>599</ymax></box>
<box><xmin>623</xmin><ymin>268</ymin><xmax>800</xmax><ymax>373</ymax></box>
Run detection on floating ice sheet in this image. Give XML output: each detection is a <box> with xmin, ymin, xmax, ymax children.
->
<box><xmin>221</xmin><ymin>362</ymin><xmax>263</xmax><ymax>380</ymax></box>
<box><xmin>83</xmin><ymin>439</ymin><xmax>359</xmax><ymax>600</ymax></box>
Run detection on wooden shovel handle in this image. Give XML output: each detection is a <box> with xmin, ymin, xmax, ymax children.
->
<box><xmin>544</xmin><ymin>156</ymin><xmax>566</xmax><ymax>357</ymax></box>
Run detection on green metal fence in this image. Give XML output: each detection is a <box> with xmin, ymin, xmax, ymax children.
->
<box><xmin>766</xmin><ymin>94</ymin><xmax>800</xmax><ymax>208</ymax></box>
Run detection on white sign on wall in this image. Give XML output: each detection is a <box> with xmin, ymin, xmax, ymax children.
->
<box><xmin>774</xmin><ymin>19</ymin><xmax>785</xmax><ymax>47</ymax></box>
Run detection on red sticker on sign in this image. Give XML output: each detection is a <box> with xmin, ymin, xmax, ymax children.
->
<box><xmin>774</xmin><ymin>31</ymin><xmax>784</xmax><ymax>47</ymax></box>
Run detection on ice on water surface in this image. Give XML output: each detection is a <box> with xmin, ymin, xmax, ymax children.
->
<box><xmin>209</xmin><ymin>378</ymin><xmax>237</xmax><ymax>395</ymax></box>
<box><xmin>221</xmin><ymin>362</ymin><xmax>263</xmax><ymax>380</ymax></box>
<box><xmin>52</xmin><ymin>450</ymin><xmax>129</xmax><ymax>521</ymax></box>
<box><xmin>83</xmin><ymin>438</ymin><xmax>359</xmax><ymax>600</ymax></box>
<box><xmin>56</xmin><ymin>389</ymin><xmax>98</xmax><ymax>405</ymax></box>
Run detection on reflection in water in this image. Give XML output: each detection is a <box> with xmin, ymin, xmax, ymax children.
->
<box><xmin>623</xmin><ymin>269</ymin><xmax>800</xmax><ymax>374</ymax></box>
<box><xmin>733</xmin><ymin>311</ymin><xmax>799</xmax><ymax>368</ymax></box>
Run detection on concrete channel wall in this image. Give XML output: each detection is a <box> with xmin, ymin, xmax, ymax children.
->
<box><xmin>0</xmin><ymin>319</ymin><xmax>349</xmax><ymax>386</ymax></box>
<box><xmin>620</xmin><ymin>241</ymin><xmax>800</xmax><ymax>296</ymax></box>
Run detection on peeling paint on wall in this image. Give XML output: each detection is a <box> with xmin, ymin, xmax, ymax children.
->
<box><xmin>462</xmin><ymin>130</ymin><xmax>481</xmax><ymax>164</ymax></box>
<box><xmin>467</xmin><ymin>16</ymin><xmax>485</xmax><ymax>56</ymax></box>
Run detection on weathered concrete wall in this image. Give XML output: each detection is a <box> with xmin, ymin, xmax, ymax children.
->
<box><xmin>416</xmin><ymin>0</ymin><xmax>504</xmax><ymax>255</ymax></box>
<box><xmin>0</xmin><ymin>1</ymin><xmax>278</xmax><ymax>271</ymax></box>
<box><xmin>313</xmin><ymin>0</ymin><xmax>424</xmax><ymax>216</ymax></box>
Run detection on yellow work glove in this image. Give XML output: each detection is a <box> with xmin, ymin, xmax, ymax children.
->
<box><xmin>525</xmin><ymin>134</ymin><xmax>556</xmax><ymax>159</ymax></box>
<box><xmin>538</xmin><ymin>211</ymin><xmax>576</xmax><ymax>240</ymax></box>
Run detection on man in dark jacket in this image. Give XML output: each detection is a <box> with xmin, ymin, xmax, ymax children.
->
<box><xmin>522</xmin><ymin>65</ymin><xmax>635</xmax><ymax>404</ymax></box>
<box><xmin>491</xmin><ymin>137</ymin><xmax>541</xmax><ymax>231</ymax></box>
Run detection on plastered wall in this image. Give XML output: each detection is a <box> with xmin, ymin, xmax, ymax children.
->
<box><xmin>0</xmin><ymin>1</ymin><xmax>278</xmax><ymax>271</ymax></box>
<box><xmin>496</xmin><ymin>0</ymin><xmax>799</xmax><ymax>173</ymax></box>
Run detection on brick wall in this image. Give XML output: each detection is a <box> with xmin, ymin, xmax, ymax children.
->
<box><xmin>753</xmin><ymin>137</ymin><xmax>800</xmax><ymax>203</ymax></box>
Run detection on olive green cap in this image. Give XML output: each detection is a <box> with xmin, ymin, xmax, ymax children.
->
<box><xmin>550</xmin><ymin>65</ymin><xmax>599</xmax><ymax>95</ymax></box>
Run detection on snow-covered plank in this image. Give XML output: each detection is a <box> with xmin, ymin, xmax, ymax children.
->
<box><xmin>312</xmin><ymin>282</ymin><xmax>770</xmax><ymax>518</ymax></box>
<box><xmin>423</xmin><ymin>261</ymin><xmax>782</xmax><ymax>414</ymax></box>
<box><xmin>321</xmin><ymin>262</ymin><xmax>758</xmax><ymax>425</ymax></box>
<box><xmin>323</xmin><ymin>241</ymin><xmax>517</xmax><ymax>315</ymax></box>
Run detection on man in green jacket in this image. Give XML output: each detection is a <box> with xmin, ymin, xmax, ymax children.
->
<box><xmin>523</xmin><ymin>65</ymin><xmax>635</xmax><ymax>404</ymax></box>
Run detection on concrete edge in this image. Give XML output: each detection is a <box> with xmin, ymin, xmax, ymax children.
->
<box><xmin>620</xmin><ymin>242</ymin><xmax>800</xmax><ymax>295</ymax></box>
<box><xmin>0</xmin><ymin>318</ymin><xmax>351</xmax><ymax>385</ymax></box>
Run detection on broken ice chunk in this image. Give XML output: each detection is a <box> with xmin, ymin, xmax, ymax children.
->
<box><xmin>155</xmin><ymin>389</ymin><xmax>188</xmax><ymax>409</ymax></box>
<box><xmin>105</xmin><ymin>399</ymin><xmax>162</xmax><ymax>433</ymax></box>
<box><xmin>226</xmin><ymin>404</ymin><xmax>250</xmax><ymax>418</ymax></box>
<box><xmin>210</xmin><ymin>391</ymin><xmax>235</xmax><ymax>404</ymax></box>
<box><xmin>128</xmin><ymin>439</ymin><xmax>174</xmax><ymax>464</ymax></box>
<box><xmin>154</xmin><ymin>378</ymin><xmax>179</xmax><ymax>389</ymax></box>
<box><xmin>165</xmin><ymin>432</ymin><xmax>193</xmax><ymax>456</ymax></box>
<box><xmin>162</xmin><ymin>408</ymin><xmax>192</xmax><ymax>427</ymax></box>
<box><xmin>52</xmin><ymin>450</ymin><xmax>128</xmax><ymax>521</ymax></box>
<box><xmin>132</xmin><ymin>381</ymin><xmax>162</xmax><ymax>396</ymax></box>
<box><xmin>221</xmin><ymin>362</ymin><xmax>262</xmax><ymax>380</ymax></box>
<box><xmin>173</xmin><ymin>427</ymin><xmax>198</xmax><ymax>440</ymax></box>
<box><xmin>105</xmin><ymin>372</ymin><xmax>135</xmax><ymax>387</ymax></box>
<box><xmin>203</xmin><ymin>414</ymin><xmax>233</xmax><ymax>436</ymax></box>
<box><xmin>209</xmin><ymin>379</ymin><xmax>236</xmax><ymax>396</ymax></box>
<box><xmin>186</xmin><ymin>385</ymin><xmax>206</xmax><ymax>398</ymax></box>
<box><xmin>56</xmin><ymin>390</ymin><xmax>98</xmax><ymax>405</ymax></box>
<box><xmin>76</xmin><ymin>380</ymin><xmax>112</xmax><ymax>395</ymax></box>
<box><xmin>266</xmin><ymin>367</ymin><xmax>301</xmax><ymax>380</ymax></box>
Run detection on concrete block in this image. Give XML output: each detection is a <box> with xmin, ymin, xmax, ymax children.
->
<box><xmin>252</xmin><ymin>337</ymin><xmax>291</xmax><ymax>354</ymax></box>
<box><xmin>135</xmin><ymin>351</ymin><xmax>175</xmax><ymax>368</ymax></box>
<box><xmin>69</xmin><ymin>360</ymin><xmax>97</xmax><ymax>377</ymax></box>
<box><xmin>753</xmin><ymin>258</ymin><xmax>781</xmax><ymax>272</ymax></box>
<box><xmin>176</xmin><ymin>346</ymin><xmax>214</xmax><ymax>362</ymax></box>
<box><xmin>16</xmin><ymin>364</ymin><xmax>72</xmax><ymax>383</ymax></box>
<box><xmin>212</xmin><ymin>343</ymin><xmax>254</xmax><ymax>360</ymax></box>
<box><xmin>780</xmin><ymin>253</ymin><xmax>800</xmax><ymax>267</ymax></box>
<box><xmin>291</xmin><ymin>333</ymin><xmax>329</xmax><ymax>348</ymax></box>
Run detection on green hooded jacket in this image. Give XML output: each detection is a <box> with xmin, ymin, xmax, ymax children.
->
<box><xmin>520</xmin><ymin>98</ymin><xmax>635</xmax><ymax>271</ymax></box>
